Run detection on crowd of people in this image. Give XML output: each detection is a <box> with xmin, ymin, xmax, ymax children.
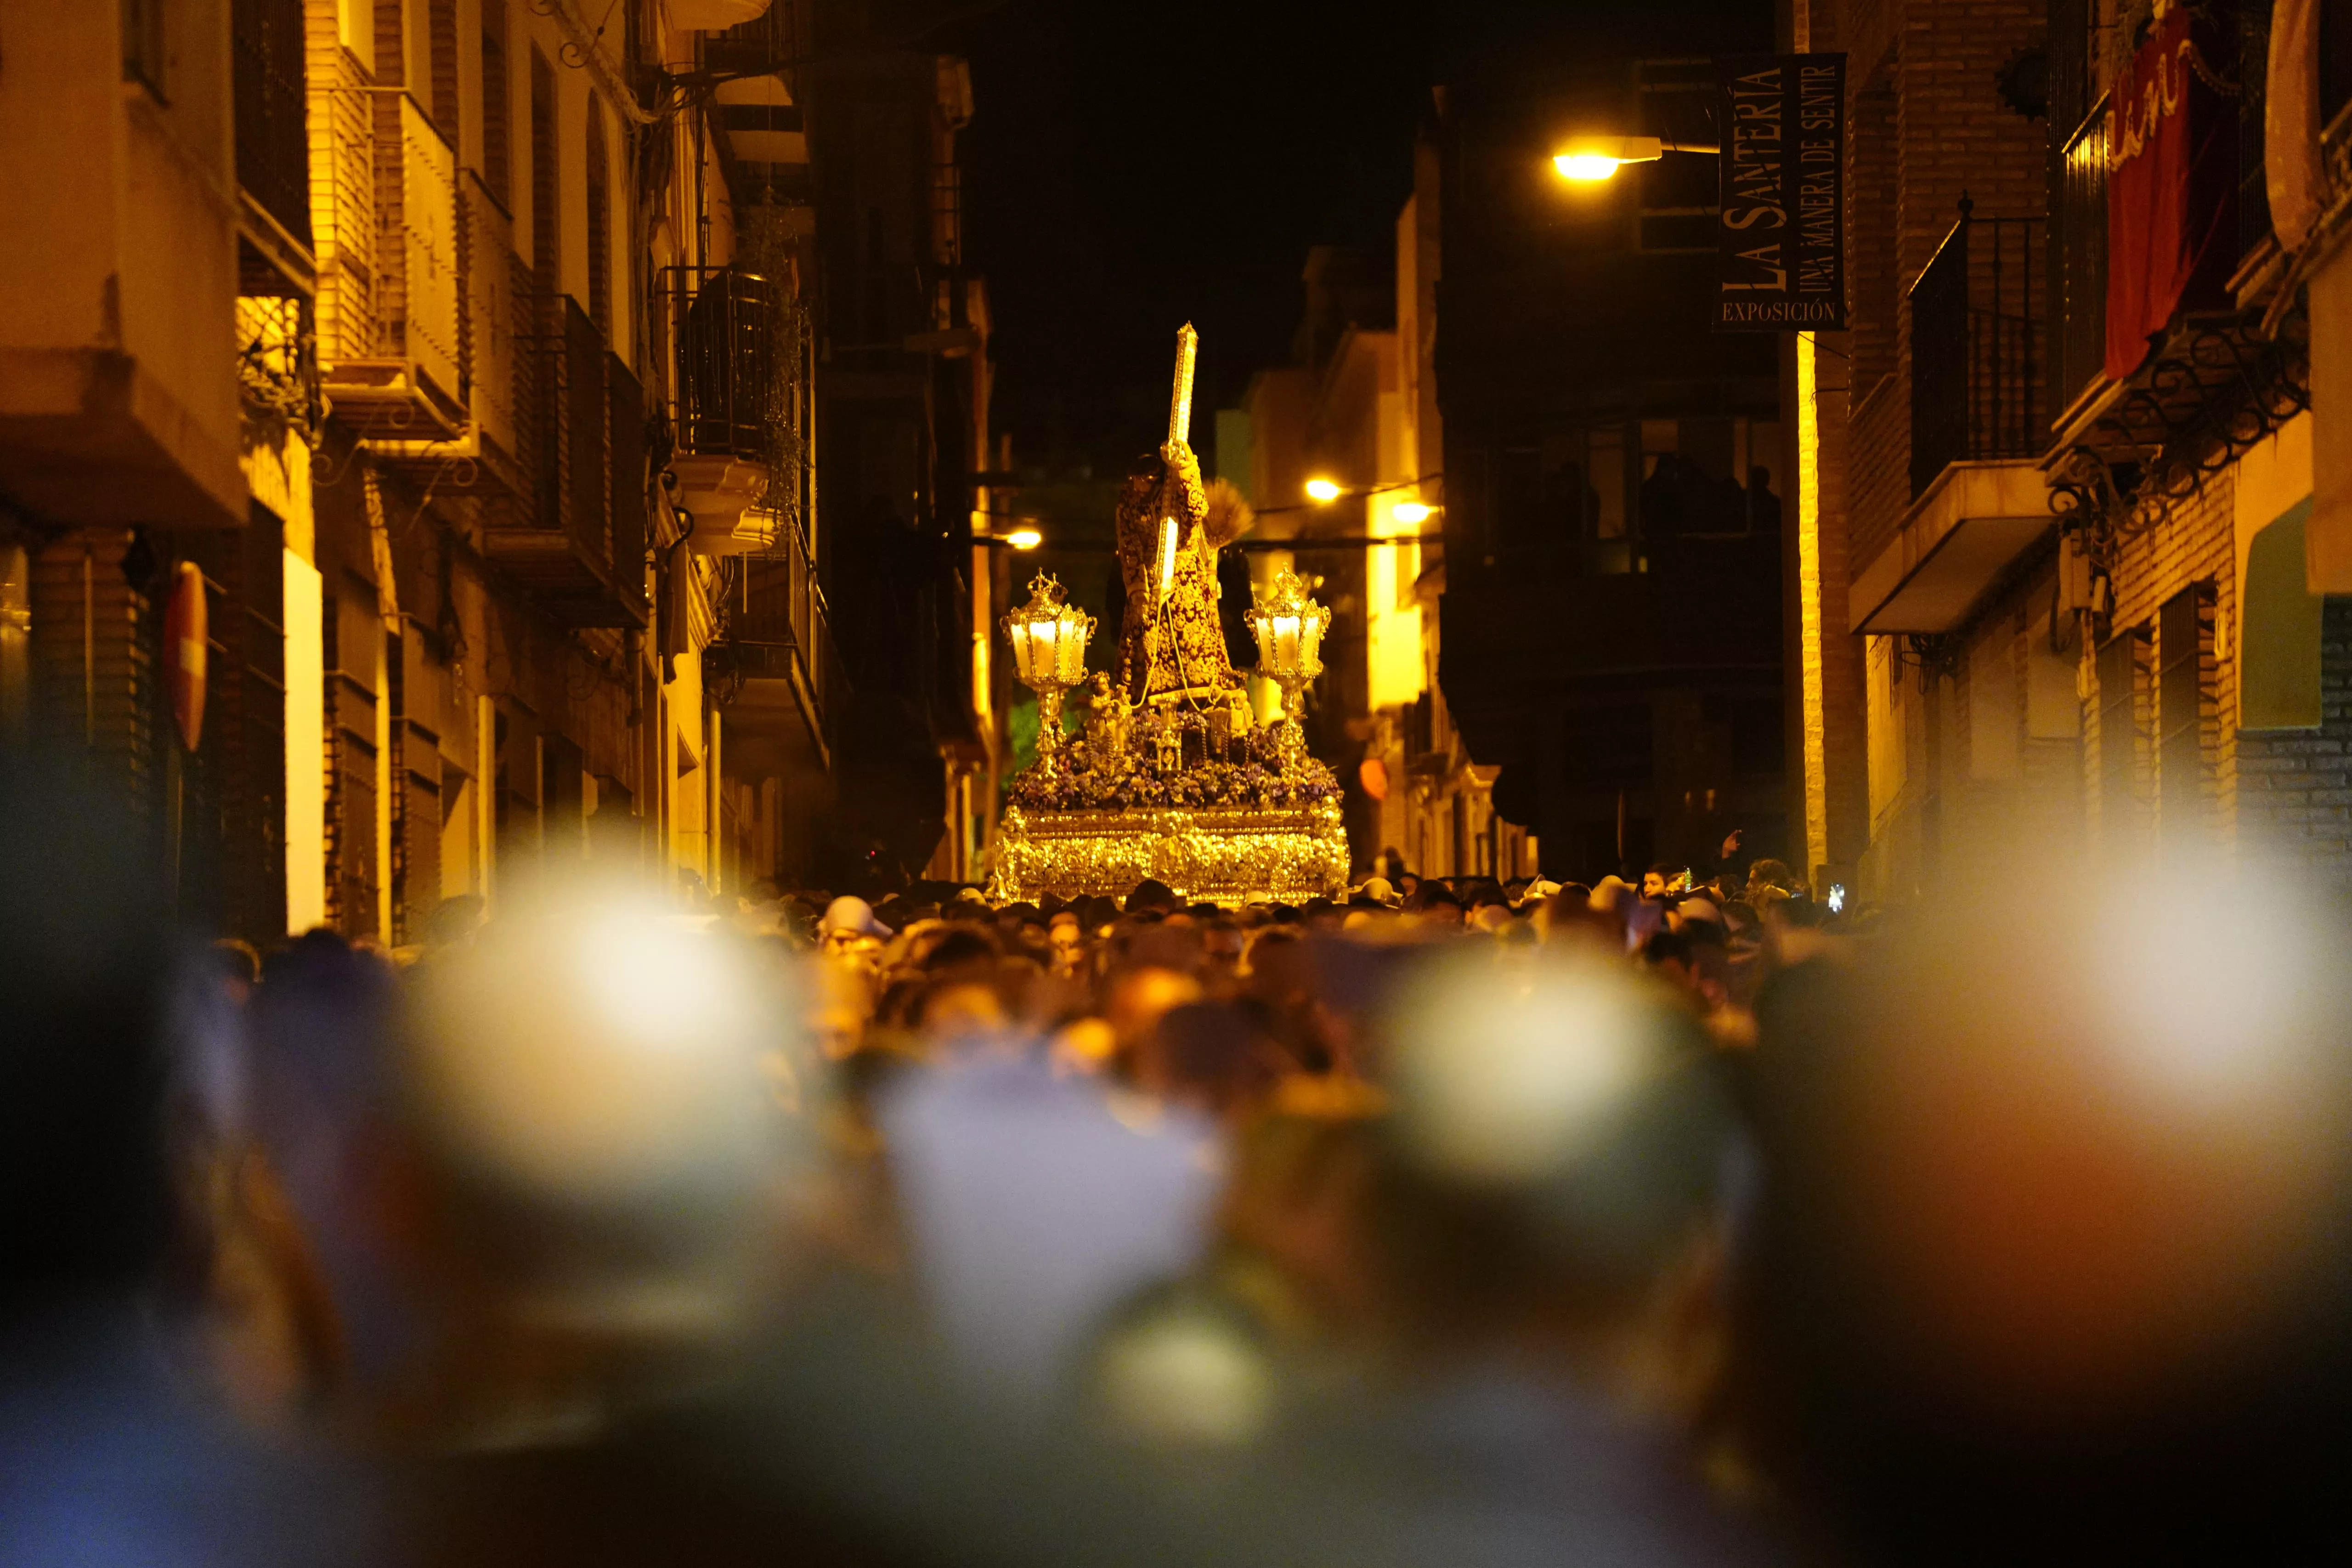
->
<box><xmin>772</xmin><ymin>846</ymin><xmax>1826</xmax><ymax>1070</ymax></box>
<box><xmin>7</xmin><ymin>760</ymin><xmax>2352</xmax><ymax>1567</ymax></box>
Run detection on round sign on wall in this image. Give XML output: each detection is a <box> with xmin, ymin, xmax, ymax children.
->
<box><xmin>164</xmin><ymin>560</ymin><xmax>207</xmax><ymax>753</ymax></box>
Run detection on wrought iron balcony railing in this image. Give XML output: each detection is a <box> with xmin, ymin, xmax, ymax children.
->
<box><xmin>1910</xmin><ymin>201</ymin><xmax>2047</xmax><ymax>498</ymax></box>
<box><xmin>665</xmin><ymin>266</ymin><xmax>791</xmax><ymax>463</ymax></box>
<box><xmin>317</xmin><ymin>90</ymin><xmax>464</xmax><ymax>435</ymax></box>
<box><xmin>484</xmin><ymin>295</ymin><xmax>648</xmax><ymax>629</ymax></box>
<box><xmin>701</xmin><ymin>0</ymin><xmax>803</xmax><ymax>76</ymax></box>
<box><xmin>710</xmin><ymin>514</ymin><xmax>845</xmax><ymax>764</ymax></box>
<box><xmin>232</xmin><ymin>0</ymin><xmax>310</xmax><ymax>250</ymax></box>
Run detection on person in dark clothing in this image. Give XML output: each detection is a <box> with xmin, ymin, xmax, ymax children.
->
<box><xmin>1741</xmin><ymin>877</ymin><xmax>2352</xmax><ymax>1567</ymax></box>
<box><xmin>0</xmin><ymin>760</ymin><xmax>387</xmax><ymax>1568</ymax></box>
<box><xmin>1217</xmin><ymin>542</ymin><xmax>1259</xmax><ymax>669</ymax></box>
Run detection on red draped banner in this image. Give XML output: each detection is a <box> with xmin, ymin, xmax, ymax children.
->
<box><xmin>2105</xmin><ymin>7</ymin><xmax>2241</xmax><ymax>383</ymax></box>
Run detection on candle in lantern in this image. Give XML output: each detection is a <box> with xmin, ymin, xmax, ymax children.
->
<box><xmin>1273</xmin><ymin>613</ymin><xmax>1301</xmax><ymax>670</ymax></box>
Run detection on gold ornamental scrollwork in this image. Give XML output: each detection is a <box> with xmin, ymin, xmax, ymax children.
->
<box><xmin>996</xmin><ymin>802</ymin><xmax>1349</xmax><ymax>906</ymax></box>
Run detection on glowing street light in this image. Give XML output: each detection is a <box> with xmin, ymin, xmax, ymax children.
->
<box><xmin>1555</xmin><ymin>153</ymin><xmax>1630</xmax><ymax>182</ymax></box>
<box><xmin>1551</xmin><ymin>135</ymin><xmax>1717</xmax><ymax>182</ymax></box>
<box><xmin>1003</xmin><ymin>526</ymin><xmax>1043</xmax><ymax>550</ymax></box>
<box><xmin>1392</xmin><ymin>501</ymin><xmax>1434</xmax><ymax>526</ymax></box>
<box><xmin>1305</xmin><ymin>477</ymin><xmax>1343</xmax><ymax>504</ymax></box>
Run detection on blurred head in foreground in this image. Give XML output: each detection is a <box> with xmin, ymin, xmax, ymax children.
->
<box><xmin>396</xmin><ymin>877</ymin><xmax>807</xmax><ymax>1438</ymax></box>
<box><xmin>1332</xmin><ymin>947</ymin><xmax>1736</xmax><ymax>1392</ymax></box>
<box><xmin>1745</xmin><ymin>847</ymin><xmax>2352</xmax><ymax>1562</ymax></box>
<box><xmin>0</xmin><ymin>761</ymin><xmax>174</xmax><ymax>1318</ymax></box>
<box><xmin>0</xmin><ymin>764</ymin><xmax>385</xmax><ymax>1568</ymax></box>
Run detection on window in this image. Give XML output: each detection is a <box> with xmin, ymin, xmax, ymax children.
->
<box><xmin>2047</xmin><ymin>0</ymin><xmax>2095</xmax><ymax>137</ymax></box>
<box><xmin>1563</xmin><ymin>702</ymin><xmax>1655</xmax><ymax>787</ymax></box>
<box><xmin>1866</xmin><ymin>635</ymin><xmax>1908</xmax><ymax>823</ymax></box>
<box><xmin>481</xmin><ymin>0</ymin><xmax>511</xmax><ymax>208</ymax></box>
<box><xmin>122</xmin><ymin>0</ymin><xmax>167</xmax><ymax>97</ymax></box>
<box><xmin>2325</xmin><ymin>0</ymin><xmax>2352</xmax><ymax>128</ymax></box>
<box><xmin>0</xmin><ymin>544</ymin><xmax>28</xmax><ymax>752</ymax></box>
<box><xmin>587</xmin><ymin>101</ymin><xmax>612</xmax><ymax>341</ymax></box>
<box><xmin>428</xmin><ymin>0</ymin><xmax>461</xmax><ymax>146</ymax></box>
<box><xmin>530</xmin><ymin>47</ymin><xmax>558</xmax><ymax>304</ymax></box>
<box><xmin>1588</xmin><ymin>425</ymin><xmax>1628</xmax><ymax>543</ymax></box>
<box><xmin>1712</xmin><ymin>691</ymin><xmax>1786</xmax><ymax>776</ymax></box>
<box><xmin>373</xmin><ymin>0</ymin><xmax>403</xmax><ymax>89</ymax></box>
<box><xmin>2158</xmin><ymin>585</ymin><xmax>2211</xmax><ymax>846</ymax></box>
<box><xmin>2096</xmin><ymin>629</ymin><xmax>2146</xmax><ymax>849</ymax></box>
<box><xmin>2241</xmin><ymin>1</ymin><xmax>2273</xmax><ymax>249</ymax></box>
<box><xmin>865</xmin><ymin>208</ymin><xmax>890</xmax><ymax>345</ymax></box>
<box><xmin>1634</xmin><ymin>58</ymin><xmax>1715</xmax><ymax>253</ymax></box>
<box><xmin>2055</xmin><ymin>102</ymin><xmax>2110</xmax><ymax>412</ymax></box>
<box><xmin>1849</xmin><ymin>75</ymin><xmax>1899</xmax><ymax>393</ymax></box>
<box><xmin>1493</xmin><ymin>426</ymin><xmax>1635</xmax><ymax>568</ymax></box>
<box><xmin>232</xmin><ymin>0</ymin><xmax>310</xmax><ymax>246</ymax></box>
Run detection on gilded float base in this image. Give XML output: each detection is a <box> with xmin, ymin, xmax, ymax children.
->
<box><xmin>994</xmin><ymin>802</ymin><xmax>1350</xmax><ymax>906</ymax></box>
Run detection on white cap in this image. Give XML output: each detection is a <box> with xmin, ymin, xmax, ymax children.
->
<box><xmin>821</xmin><ymin>895</ymin><xmax>893</xmax><ymax>939</ymax></box>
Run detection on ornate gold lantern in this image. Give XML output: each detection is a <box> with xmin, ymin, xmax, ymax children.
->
<box><xmin>1248</xmin><ymin>567</ymin><xmax>1329</xmax><ymax>770</ymax></box>
<box><xmin>1002</xmin><ymin>572</ymin><xmax>1095</xmax><ymax>781</ymax></box>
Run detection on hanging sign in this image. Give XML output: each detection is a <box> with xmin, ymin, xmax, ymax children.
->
<box><xmin>1715</xmin><ymin>53</ymin><xmax>1847</xmax><ymax>331</ymax></box>
<box><xmin>2104</xmin><ymin>7</ymin><xmax>2238</xmax><ymax>381</ymax></box>
<box><xmin>164</xmin><ymin>560</ymin><xmax>208</xmax><ymax>752</ymax></box>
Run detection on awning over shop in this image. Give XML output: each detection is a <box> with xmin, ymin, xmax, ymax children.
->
<box><xmin>1850</xmin><ymin>460</ymin><xmax>2053</xmax><ymax>634</ymax></box>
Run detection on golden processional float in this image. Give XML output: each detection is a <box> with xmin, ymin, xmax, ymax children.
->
<box><xmin>989</xmin><ymin>324</ymin><xmax>1350</xmax><ymax>905</ymax></box>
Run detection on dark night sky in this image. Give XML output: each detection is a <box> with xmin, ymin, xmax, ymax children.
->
<box><xmin>921</xmin><ymin>0</ymin><xmax>1775</xmax><ymax>473</ymax></box>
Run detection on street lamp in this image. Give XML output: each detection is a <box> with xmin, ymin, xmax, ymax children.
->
<box><xmin>1003</xmin><ymin>572</ymin><xmax>1094</xmax><ymax>782</ymax></box>
<box><xmin>1304</xmin><ymin>477</ymin><xmax>1343</xmax><ymax>504</ymax></box>
<box><xmin>1552</xmin><ymin>135</ymin><xmax>1719</xmax><ymax>182</ymax></box>
<box><xmin>1003</xmin><ymin>526</ymin><xmax>1043</xmax><ymax>550</ymax></box>
<box><xmin>1392</xmin><ymin>501</ymin><xmax>1434</xmax><ymax>526</ymax></box>
<box><xmin>1248</xmin><ymin>567</ymin><xmax>1330</xmax><ymax>771</ymax></box>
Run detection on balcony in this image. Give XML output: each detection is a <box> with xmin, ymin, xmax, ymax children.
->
<box><xmin>1860</xmin><ymin>204</ymin><xmax>2059</xmax><ymax>634</ymax></box>
<box><xmin>664</xmin><ymin>266</ymin><xmax>801</xmax><ymax>555</ymax></box>
<box><xmin>231</xmin><ymin>0</ymin><xmax>312</xmax><ymax>296</ymax></box>
<box><xmin>1910</xmin><ymin>203</ymin><xmax>2046</xmax><ymax>498</ymax></box>
<box><xmin>360</xmin><ymin>172</ymin><xmax>527</xmax><ymax>498</ymax></box>
<box><xmin>305</xmin><ymin>114</ymin><xmax>640</xmax><ymax>630</ymax></box>
<box><xmin>707</xmin><ymin>516</ymin><xmax>844</xmax><ymax>770</ymax></box>
<box><xmin>700</xmin><ymin>1</ymin><xmax>801</xmax><ymax>73</ymax></box>
<box><xmin>480</xmin><ymin>298</ymin><xmax>649</xmax><ymax>630</ymax></box>
<box><xmin>1851</xmin><ymin>462</ymin><xmax>2057</xmax><ymax>635</ymax></box>
<box><xmin>2037</xmin><ymin>30</ymin><xmax>2307</xmax><ymax>556</ymax></box>
<box><xmin>319</xmin><ymin>92</ymin><xmax>465</xmax><ymax>439</ymax></box>
<box><xmin>0</xmin><ymin>5</ymin><xmax>244</xmax><ymax>531</ymax></box>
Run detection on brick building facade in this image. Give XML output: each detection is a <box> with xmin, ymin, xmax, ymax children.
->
<box><xmin>1789</xmin><ymin>0</ymin><xmax>2352</xmax><ymax>900</ymax></box>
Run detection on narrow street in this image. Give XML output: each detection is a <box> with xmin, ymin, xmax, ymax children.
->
<box><xmin>4</xmin><ymin>2</ymin><xmax>2352</xmax><ymax>1565</ymax></box>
